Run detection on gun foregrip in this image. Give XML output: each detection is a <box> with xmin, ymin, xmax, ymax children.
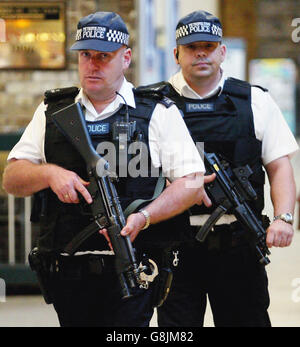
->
<box><xmin>107</xmin><ymin>224</ymin><xmax>138</xmax><ymax>298</ymax></box>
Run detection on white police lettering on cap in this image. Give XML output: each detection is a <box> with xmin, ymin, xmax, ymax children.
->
<box><xmin>82</xmin><ymin>26</ymin><xmax>106</xmax><ymax>39</ymax></box>
<box><xmin>75</xmin><ymin>26</ymin><xmax>129</xmax><ymax>45</ymax></box>
<box><xmin>189</xmin><ymin>22</ymin><xmax>211</xmax><ymax>34</ymax></box>
<box><xmin>176</xmin><ymin>21</ymin><xmax>222</xmax><ymax>40</ymax></box>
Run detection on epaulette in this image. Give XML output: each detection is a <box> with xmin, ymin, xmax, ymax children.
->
<box><xmin>224</xmin><ymin>77</ymin><xmax>268</xmax><ymax>99</ymax></box>
<box><xmin>44</xmin><ymin>86</ymin><xmax>80</xmax><ymax>104</ymax></box>
<box><xmin>134</xmin><ymin>81</ymin><xmax>175</xmax><ymax>108</ymax></box>
<box><xmin>135</xmin><ymin>81</ymin><xmax>171</xmax><ymax>97</ymax></box>
<box><xmin>223</xmin><ymin>77</ymin><xmax>251</xmax><ymax>99</ymax></box>
<box><xmin>251</xmin><ymin>84</ymin><xmax>268</xmax><ymax>92</ymax></box>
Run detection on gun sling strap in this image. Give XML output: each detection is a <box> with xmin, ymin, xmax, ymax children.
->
<box><xmin>63</xmin><ymin>174</ymin><xmax>165</xmax><ymax>254</ymax></box>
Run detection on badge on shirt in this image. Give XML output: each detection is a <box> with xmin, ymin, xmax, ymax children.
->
<box><xmin>87</xmin><ymin>122</ymin><xmax>110</xmax><ymax>135</ymax></box>
<box><xmin>186</xmin><ymin>103</ymin><xmax>215</xmax><ymax>113</ymax></box>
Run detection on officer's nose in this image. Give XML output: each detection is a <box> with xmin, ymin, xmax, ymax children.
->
<box><xmin>196</xmin><ymin>49</ymin><xmax>207</xmax><ymax>58</ymax></box>
<box><xmin>90</xmin><ymin>56</ymin><xmax>102</xmax><ymax>69</ymax></box>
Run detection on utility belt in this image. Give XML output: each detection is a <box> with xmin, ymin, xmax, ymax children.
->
<box><xmin>185</xmin><ymin>214</ymin><xmax>269</xmax><ymax>253</ymax></box>
<box><xmin>28</xmin><ymin>247</ymin><xmax>174</xmax><ymax>308</ymax></box>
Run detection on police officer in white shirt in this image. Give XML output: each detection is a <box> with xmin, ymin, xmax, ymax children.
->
<box><xmin>2</xmin><ymin>12</ymin><xmax>211</xmax><ymax>327</ymax></box>
<box><xmin>143</xmin><ymin>10</ymin><xmax>299</xmax><ymax>327</ymax></box>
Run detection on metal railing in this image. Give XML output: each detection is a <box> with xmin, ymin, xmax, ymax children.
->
<box><xmin>7</xmin><ymin>195</ymin><xmax>32</xmax><ymax>265</ymax></box>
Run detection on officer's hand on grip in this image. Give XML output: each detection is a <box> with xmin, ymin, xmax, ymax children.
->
<box><xmin>197</xmin><ymin>173</ymin><xmax>216</xmax><ymax>207</ymax></box>
<box><xmin>100</xmin><ymin>212</ymin><xmax>145</xmax><ymax>247</ymax></box>
<box><xmin>266</xmin><ymin>219</ymin><xmax>294</xmax><ymax>248</ymax></box>
<box><xmin>46</xmin><ymin>164</ymin><xmax>92</xmax><ymax>204</ymax></box>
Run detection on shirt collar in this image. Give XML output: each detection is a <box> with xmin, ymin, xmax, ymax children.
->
<box><xmin>169</xmin><ymin>69</ymin><xmax>225</xmax><ymax>99</ymax></box>
<box><xmin>75</xmin><ymin>77</ymin><xmax>135</xmax><ymax>120</ymax></box>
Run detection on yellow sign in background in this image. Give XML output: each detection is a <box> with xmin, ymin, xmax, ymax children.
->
<box><xmin>0</xmin><ymin>1</ymin><xmax>66</xmax><ymax>69</ymax></box>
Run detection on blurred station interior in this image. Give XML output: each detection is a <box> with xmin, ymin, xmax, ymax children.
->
<box><xmin>0</xmin><ymin>0</ymin><xmax>299</xmax><ymax>327</ymax></box>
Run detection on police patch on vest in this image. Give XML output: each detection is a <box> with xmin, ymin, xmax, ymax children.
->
<box><xmin>87</xmin><ymin>122</ymin><xmax>110</xmax><ymax>135</ymax></box>
<box><xmin>186</xmin><ymin>103</ymin><xmax>215</xmax><ymax>113</ymax></box>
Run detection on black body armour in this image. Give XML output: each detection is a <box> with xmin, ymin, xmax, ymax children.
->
<box><xmin>136</xmin><ymin>77</ymin><xmax>266</xmax><ymax>217</ymax></box>
<box><xmin>36</xmin><ymin>87</ymin><xmax>185</xmax><ymax>253</ymax></box>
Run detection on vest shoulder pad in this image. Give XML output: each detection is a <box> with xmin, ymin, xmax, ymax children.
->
<box><xmin>44</xmin><ymin>86</ymin><xmax>80</xmax><ymax>105</ymax></box>
<box><xmin>223</xmin><ymin>77</ymin><xmax>251</xmax><ymax>99</ymax></box>
<box><xmin>251</xmin><ymin>84</ymin><xmax>269</xmax><ymax>92</ymax></box>
<box><xmin>134</xmin><ymin>82</ymin><xmax>175</xmax><ymax>108</ymax></box>
<box><xmin>134</xmin><ymin>81</ymin><xmax>171</xmax><ymax>97</ymax></box>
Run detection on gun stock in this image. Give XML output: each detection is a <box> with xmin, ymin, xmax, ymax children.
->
<box><xmin>52</xmin><ymin>102</ymin><xmax>100</xmax><ymax>171</ymax></box>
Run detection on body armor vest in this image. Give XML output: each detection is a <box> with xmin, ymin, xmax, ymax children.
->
<box><xmin>136</xmin><ymin>77</ymin><xmax>266</xmax><ymax>217</ymax></box>
<box><xmin>36</xmin><ymin>87</ymin><xmax>184</xmax><ymax>253</ymax></box>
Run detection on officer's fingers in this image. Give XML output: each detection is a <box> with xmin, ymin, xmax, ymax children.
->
<box><xmin>286</xmin><ymin>232</ymin><xmax>294</xmax><ymax>247</ymax></box>
<box><xmin>67</xmin><ymin>189</ymin><xmax>80</xmax><ymax>203</ymax></box>
<box><xmin>266</xmin><ymin>227</ymin><xmax>275</xmax><ymax>248</ymax></box>
<box><xmin>121</xmin><ymin>213</ymin><xmax>144</xmax><ymax>242</ymax></box>
<box><xmin>120</xmin><ymin>225</ymin><xmax>133</xmax><ymax>237</ymax></box>
<box><xmin>79</xmin><ymin>178</ymin><xmax>90</xmax><ymax>186</ymax></box>
<box><xmin>57</xmin><ymin>191</ymin><xmax>72</xmax><ymax>203</ymax></box>
<box><xmin>99</xmin><ymin>229</ymin><xmax>113</xmax><ymax>250</ymax></box>
<box><xmin>273</xmin><ymin>232</ymin><xmax>283</xmax><ymax>247</ymax></box>
<box><xmin>74</xmin><ymin>180</ymin><xmax>92</xmax><ymax>204</ymax></box>
<box><xmin>99</xmin><ymin>229</ymin><xmax>109</xmax><ymax>242</ymax></box>
<box><xmin>278</xmin><ymin>227</ymin><xmax>294</xmax><ymax>248</ymax></box>
<box><xmin>267</xmin><ymin>228</ymin><xmax>285</xmax><ymax>248</ymax></box>
<box><xmin>285</xmin><ymin>226</ymin><xmax>294</xmax><ymax>247</ymax></box>
<box><xmin>204</xmin><ymin>173</ymin><xmax>216</xmax><ymax>184</ymax></box>
<box><xmin>202</xmin><ymin>190</ymin><xmax>212</xmax><ymax>208</ymax></box>
<box><xmin>121</xmin><ymin>223</ymin><xmax>137</xmax><ymax>242</ymax></box>
<box><xmin>267</xmin><ymin>222</ymin><xmax>294</xmax><ymax>248</ymax></box>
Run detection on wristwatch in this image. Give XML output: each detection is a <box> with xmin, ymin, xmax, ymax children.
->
<box><xmin>273</xmin><ymin>213</ymin><xmax>294</xmax><ymax>225</ymax></box>
<box><xmin>139</xmin><ymin>209</ymin><xmax>151</xmax><ymax>230</ymax></box>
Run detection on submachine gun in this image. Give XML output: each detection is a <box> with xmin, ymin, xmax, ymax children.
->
<box><xmin>51</xmin><ymin>102</ymin><xmax>152</xmax><ymax>299</ymax></box>
<box><xmin>196</xmin><ymin>152</ymin><xmax>271</xmax><ymax>265</ymax></box>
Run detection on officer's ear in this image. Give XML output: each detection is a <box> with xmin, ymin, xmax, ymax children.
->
<box><xmin>220</xmin><ymin>43</ymin><xmax>227</xmax><ymax>63</ymax></box>
<box><xmin>122</xmin><ymin>46</ymin><xmax>132</xmax><ymax>70</ymax></box>
<box><xmin>174</xmin><ymin>47</ymin><xmax>179</xmax><ymax>64</ymax></box>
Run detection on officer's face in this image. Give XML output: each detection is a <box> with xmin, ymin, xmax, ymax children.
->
<box><xmin>175</xmin><ymin>41</ymin><xmax>226</xmax><ymax>82</ymax></box>
<box><xmin>78</xmin><ymin>46</ymin><xmax>131</xmax><ymax>101</ymax></box>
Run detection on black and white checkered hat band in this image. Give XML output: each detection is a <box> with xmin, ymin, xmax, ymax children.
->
<box><xmin>176</xmin><ymin>21</ymin><xmax>222</xmax><ymax>40</ymax></box>
<box><xmin>176</xmin><ymin>25</ymin><xmax>189</xmax><ymax>39</ymax></box>
<box><xmin>76</xmin><ymin>26</ymin><xmax>129</xmax><ymax>45</ymax></box>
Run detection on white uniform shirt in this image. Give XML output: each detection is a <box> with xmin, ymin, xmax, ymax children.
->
<box><xmin>8</xmin><ymin>78</ymin><xmax>205</xmax><ymax>181</ymax></box>
<box><xmin>169</xmin><ymin>70</ymin><xmax>299</xmax><ymax>165</ymax></box>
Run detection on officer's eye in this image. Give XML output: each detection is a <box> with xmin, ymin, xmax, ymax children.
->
<box><xmin>80</xmin><ymin>51</ymin><xmax>90</xmax><ymax>58</ymax></box>
<box><xmin>204</xmin><ymin>42</ymin><xmax>219</xmax><ymax>51</ymax></box>
<box><xmin>187</xmin><ymin>44</ymin><xmax>196</xmax><ymax>50</ymax></box>
<box><xmin>100</xmin><ymin>53</ymin><xmax>109</xmax><ymax>60</ymax></box>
